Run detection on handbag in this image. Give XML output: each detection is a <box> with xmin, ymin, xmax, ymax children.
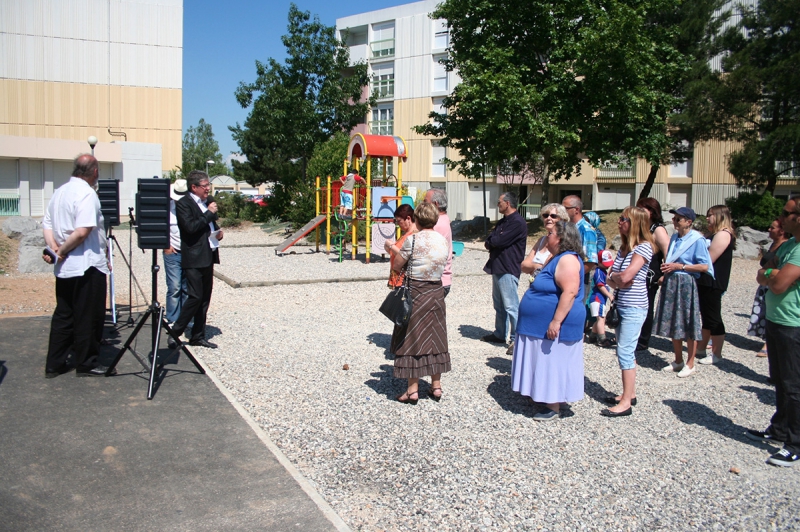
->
<box><xmin>379</xmin><ymin>236</ymin><xmax>414</xmax><ymax>327</ymax></box>
<box><xmin>605</xmin><ymin>292</ymin><xmax>621</xmax><ymax>328</ymax></box>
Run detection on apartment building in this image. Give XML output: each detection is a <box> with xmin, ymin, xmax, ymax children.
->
<box><xmin>0</xmin><ymin>0</ymin><xmax>182</xmax><ymax>216</ymax></box>
<box><xmin>337</xmin><ymin>0</ymin><xmax>799</xmax><ymax>220</ymax></box>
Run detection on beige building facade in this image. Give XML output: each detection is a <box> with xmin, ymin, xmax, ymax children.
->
<box><xmin>0</xmin><ymin>0</ymin><xmax>182</xmax><ymax>216</ymax></box>
<box><xmin>338</xmin><ymin>0</ymin><xmax>800</xmax><ymax>220</ymax></box>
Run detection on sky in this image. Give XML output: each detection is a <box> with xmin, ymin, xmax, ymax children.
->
<box><xmin>183</xmin><ymin>0</ymin><xmax>412</xmax><ymax>163</ymax></box>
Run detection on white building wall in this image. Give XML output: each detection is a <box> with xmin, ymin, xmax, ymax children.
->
<box><xmin>0</xmin><ymin>0</ymin><xmax>182</xmax><ymax>89</ymax></box>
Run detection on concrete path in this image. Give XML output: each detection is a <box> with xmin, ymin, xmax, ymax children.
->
<box><xmin>0</xmin><ymin>315</ymin><xmax>344</xmax><ymax>531</ymax></box>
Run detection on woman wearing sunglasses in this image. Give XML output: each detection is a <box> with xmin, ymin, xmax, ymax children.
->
<box><xmin>602</xmin><ymin>207</ymin><xmax>654</xmax><ymax>416</ymax></box>
<box><xmin>521</xmin><ymin>203</ymin><xmax>570</xmax><ymax>279</ymax></box>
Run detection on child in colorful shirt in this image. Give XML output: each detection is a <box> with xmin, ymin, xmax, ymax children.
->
<box><xmin>588</xmin><ymin>250</ymin><xmax>615</xmax><ymax>346</ymax></box>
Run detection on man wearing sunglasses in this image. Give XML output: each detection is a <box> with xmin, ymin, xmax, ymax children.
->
<box><xmin>748</xmin><ymin>196</ymin><xmax>800</xmax><ymax>466</ymax></box>
<box><xmin>563</xmin><ymin>195</ymin><xmax>598</xmax><ymax>298</ymax></box>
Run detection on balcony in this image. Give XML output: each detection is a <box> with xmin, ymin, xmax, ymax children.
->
<box><xmin>348</xmin><ymin>44</ymin><xmax>368</xmax><ymax>65</ymax></box>
<box><xmin>597</xmin><ymin>163</ymin><xmax>636</xmax><ymax>181</ymax></box>
<box><xmin>0</xmin><ymin>193</ymin><xmax>20</xmax><ymax>216</ymax></box>
<box><xmin>370</xmin><ymin>39</ymin><xmax>395</xmax><ymax>59</ymax></box>
<box><xmin>776</xmin><ymin>161</ymin><xmax>799</xmax><ymax>181</ymax></box>
<box><xmin>370</xmin><ymin>120</ymin><xmax>394</xmax><ymax>136</ymax></box>
<box><xmin>371</xmin><ymin>78</ymin><xmax>394</xmax><ymax>99</ymax></box>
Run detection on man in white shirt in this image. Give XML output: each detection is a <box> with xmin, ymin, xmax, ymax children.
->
<box><xmin>42</xmin><ymin>154</ymin><xmax>113</xmax><ymax>377</ymax></box>
<box><xmin>163</xmin><ymin>179</ymin><xmax>189</xmax><ymax>326</ymax></box>
<box><xmin>425</xmin><ymin>188</ymin><xmax>453</xmax><ymax>297</ymax></box>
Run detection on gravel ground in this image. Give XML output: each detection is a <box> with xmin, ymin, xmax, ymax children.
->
<box><xmin>109</xmin><ymin>225</ymin><xmax>799</xmax><ymax>531</ymax></box>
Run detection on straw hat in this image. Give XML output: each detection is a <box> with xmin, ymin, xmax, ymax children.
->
<box><xmin>170</xmin><ymin>179</ymin><xmax>188</xmax><ymax>201</ymax></box>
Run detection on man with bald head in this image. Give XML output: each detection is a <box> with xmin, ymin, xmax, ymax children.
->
<box><xmin>42</xmin><ymin>154</ymin><xmax>112</xmax><ymax>377</ymax></box>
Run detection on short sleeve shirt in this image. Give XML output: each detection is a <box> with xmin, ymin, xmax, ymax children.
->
<box><xmin>399</xmin><ymin>230</ymin><xmax>449</xmax><ymax>281</ymax></box>
<box><xmin>42</xmin><ymin>177</ymin><xmax>109</xmax><ymax>279</ymax></box>
<box><xmin>766</xmin><ymin>238</ymin><xmax>800</xmax><ymax>326</ymax></box>
<box><xmin>612</xmin><ymin>243</ymin><xmax>653</xmax><ymax>308</ymax></box>
<box><xmin>576</xmin><ymin>218</ymin><xmax>598</xmax><ymax>264</ymax></box>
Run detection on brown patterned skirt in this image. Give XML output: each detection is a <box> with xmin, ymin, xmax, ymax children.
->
<box><xmin>392</xmin><ymin>279</ymin><xmax>451</xmax><ymax>379</ymax></box>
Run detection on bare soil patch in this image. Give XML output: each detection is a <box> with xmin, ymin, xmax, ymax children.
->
<box><xmin>0</xmin><ymin>233</ymin><xmax>54</xmax><ymax>315</ymax></box>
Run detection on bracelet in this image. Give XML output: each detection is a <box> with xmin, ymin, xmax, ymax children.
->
<box><xmin>765</xmin><ymin>268</ymin><xmax>773</xmax><ymax>279</ymax></box>
<box><xmin>682</xmin><ymin>264</ymin><xmax>686</xmax><ymax>271</ymax></box>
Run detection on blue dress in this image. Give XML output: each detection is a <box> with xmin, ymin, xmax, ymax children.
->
<box><xmin>512</xmin><ymin>252</ymin><xmax>586</xmax><ymax>404</ymax></box>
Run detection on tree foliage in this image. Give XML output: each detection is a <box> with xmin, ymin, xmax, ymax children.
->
<box><xmin>230</xmin><ymin>3</ymin><xmax>374</xmax><ymax>218</ymax></box>
<box><xmin>181</xmin><ymin>118</ymin><xmax>228</xmax><ymax>178</ymax></box>
<box><xmin>415</xmin><ymin>0</ymin><xmax>693</xmax><ymax>205</ymax></box>
<box><xmin>685</xmin><ymin>0</ymin><xmax>800</xmax><ymax>193</ymax></box>
<box><xmin>307</xmin><ymin>131</ymin><xmax>352</xmax><ymax>182</ymax></box>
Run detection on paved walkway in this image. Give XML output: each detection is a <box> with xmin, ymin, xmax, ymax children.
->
<box><xmin>0</xmin><ymin>315</ymin><xmax>345</xmax><ymax>531</ymax></box>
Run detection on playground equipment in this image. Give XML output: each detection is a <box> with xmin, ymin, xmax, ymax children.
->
<box><xmin>276</xmin><ymin>133</ymin><xmax>412</xmax><ymax>263</ymax></box>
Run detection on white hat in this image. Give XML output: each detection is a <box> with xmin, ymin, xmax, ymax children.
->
<box><xmin>170</xmin><ymin>179</ymin><xmax>188</xmax><ymax>201</ymax></box>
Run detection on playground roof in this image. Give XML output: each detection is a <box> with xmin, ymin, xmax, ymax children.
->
<box><xmin>347</xmin><ymin>134</ymin><xmax>407</xmax><ymax>162</ymax></box>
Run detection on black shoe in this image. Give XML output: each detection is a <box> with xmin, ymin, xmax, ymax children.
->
<box><xmin>603</xmin><ymin>396</ymin><xmax>637</xmax><ymax>406</ymax></box>
<box><xmin>76</xmin><ymin>365</ymin><xmax>117</xmax><ymax>377</ymax></box>
<box><xmin>745</xmin><ymin>428</ymin><xmax>783</xmax><ymax>444</ymax></box>
<box><xmin>167</xmin><ymin>337</ymin><xmax>177</xmax><ymax>349</ymax></box>
<box><xmin>600</xmin><ymin>407</ymin><xmax>632</xmax><ymax>417</ymax></box>
<box><xmin>767</xmin><ymin>447</ymin><xmax>800</xmax><ymax>467</ymax></box>
<box><xmin>45</xmin><ymin>367</ymin><xmax>71</xmax><ymax>379</ymax></box>
<box><xmin>189</xmin><ymin>338</ymin><xmax>218</xmax><ymax>349</ymax></box>
<box><xmin>481</xmin><ymin>333</ymin><xmax>506</xmax><ymax>344</ymax></box>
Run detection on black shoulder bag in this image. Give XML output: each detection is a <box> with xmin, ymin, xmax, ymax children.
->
<box><xmin>379</xmin><ymin>236</ymin><xmax>414</xmax><ymax>327</ymax></box>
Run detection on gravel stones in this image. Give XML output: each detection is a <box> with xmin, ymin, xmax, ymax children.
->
<box><xmin>109</xmin><ymin>225</ymin><xmax>799</xmax><ymax>531</ymax></box>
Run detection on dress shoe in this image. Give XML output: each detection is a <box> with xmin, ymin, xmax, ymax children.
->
<box><xmin>481</xmin><ymin>333</ymin><xmax>506</xmax><ymax>345</ymax></box>
<box><xmin>167</xmin><ymin>337</ymin><xmax>177</xmax><ymax>349</ymax></box>
<box><xmin>600</xmin><ymin>407</ymin><xmax>632</xmax><ymax>417</ymax></box>
<box><xmin>604</xmin><ymin>396</ymin><xmax>637</xmax><ymax>406</ymax></box>
<box><xmin>189</xmin><ymin>338</ymin><xmax>218</xmax><ymax>349</ymax></box>
<box><xmin>76</xmin><ymin>365</ymin><xmax>117</xmax><ymax>377</ymax></box>
<box><xmin>45</xmin><ymin>367</ymin><xmax>71</xmax><ymax>379</ymax></box>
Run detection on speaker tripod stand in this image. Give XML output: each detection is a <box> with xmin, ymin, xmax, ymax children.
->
<box><xmin>106</xmin><ymin>249</ymin><xmax>205</xmax><ymax>399</ymax></box>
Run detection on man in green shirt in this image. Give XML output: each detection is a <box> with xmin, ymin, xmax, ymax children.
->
<box><xmin>747</xmin><ymin>196</ymin><xmax>800</xmax><ymax>466</ymax></box>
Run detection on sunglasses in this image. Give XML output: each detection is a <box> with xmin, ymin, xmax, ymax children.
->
<box><xmin>618</xmin><ymin>216</ymin><xmax>630</xmax><ymax>223</ymax></box>
<box><xmin>543</xmin><ymin>213</ymin><xmax>560</xmax><ymax>219</ymax></box>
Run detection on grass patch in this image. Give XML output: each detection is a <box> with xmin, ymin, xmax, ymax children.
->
<box><xmin>0</xmin><ymin>234</ymin><xmax>13</xmax><ymax>274</ymax></box>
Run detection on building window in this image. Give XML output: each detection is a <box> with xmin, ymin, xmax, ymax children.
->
<box><xmin>432</xmin><ymin>97</ymin><xmax>447</xmax><ymax>117</ymax></box>
<box><xmin>371</xmin><ymin>105</ymin><xmax>394</xmax><ymax>135</ymax></box>
<box><xmin>433</xmin><ymin>19</ymin><xmax>449</xmax><ymax>49</ymax></box>
<box><xmin>371</xmin><ymin>63</ymin><xmax>394</xmax><ymax>99</ymax></box>
<box><xmin>372</xmin><ymin>157</ymin><xmax>394</xmax><ymax>182</ymax></box>
<box><xmin>776</xmin><ymin>161</ymin><xmax>799</xmax><ymax>179</ymax></box>
<box><xmin>433</xmin><ymin>55</ymin><xmax>448</xmax><ymax>92</ymax></box>
<box><xmin>670</xmin><ymin>158</ymin><xmax>693</xmax><ymax>178</ymax></box>
<box><xmin>432</xmin><ymin>143</ymin><xmax>446</xmax><ymax>178</ymax></box>
<box><xmin>597</xmin><ymin>158</ymin><xmax>636</xmax><ymax>179</ymax></box>
<box><xmin>371</xmin><ymin>22</ymin><xmax>395</xmax><ymax>58</ymax></box>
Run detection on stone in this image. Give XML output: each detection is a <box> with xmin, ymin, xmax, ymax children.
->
<box><xmin>738</xmin><ymin>226</ymin><xmax>769</xmax><ymax>245</ymax></box>
<box><xmin>610</xmin><ymin>235</ymin><xmax>622</xmax><ymax>250</ymax></box>
<box><xmin>2</xmin><ymin>217</ymin><xmax>40</xmax><ymax>240</ymax></box>
<box><xmin>20</xmin><ymin>231</ymin><xmax>45</xmax><ymax>248</ymax></box>
<box><xmin>18</xmin><ymin>244</ymin><xmax>53</xmax><ymax>274</ymax></box>
<box><xmin>733</xmin><ymin>239</ymin><xmax>761</xmax><ymax>260</ymax></box>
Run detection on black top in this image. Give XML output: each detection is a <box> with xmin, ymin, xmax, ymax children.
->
<box><xmin>647</xmin><ymin>222</ymin><xmax>665</xmax><ymax>286</ymax></box>
<box><xmin>483</xmin><ymin>211</ymin><xmax>528</xmax><ymax>277</ymax></box>
<box><xmin>698</xmin><ymin>229</ymin><xmax>734</xmax><ymax>291</ymax></box>
<box><xmin>760</xmin><ymin>240</ymin><xmax>790</xmax><ymax>267</ymax></box>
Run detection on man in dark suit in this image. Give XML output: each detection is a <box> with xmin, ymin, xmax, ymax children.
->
<box><xmin>171</xmin><ymin>170</ymin><xmax>223</xmax><ymax>349</ymax></box>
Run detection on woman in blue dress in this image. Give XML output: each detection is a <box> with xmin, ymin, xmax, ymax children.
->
<box><xmin>512</xmin><ymin>221</ymin><xmax>585</xmax><ymax>421</ymax></box>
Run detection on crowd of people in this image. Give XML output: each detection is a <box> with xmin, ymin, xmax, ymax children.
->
<box><xmin>384</xmin><ymin>189</ymin><xmax>800</xmax><ymax>467</ymax></box>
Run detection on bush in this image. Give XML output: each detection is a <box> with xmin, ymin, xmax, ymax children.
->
<box><xmin>215</xmin><ymin>192</ymin><xmax>247</xmax><ymax>219</ymax></box>
<box><xmin>725</xmin><ymin>191</ymin><xmax>783</xmax><ymax>231</ymax></box>
<box><xmin>219</xmin><ymin>217</ymin><xmax>242</xmax><ymax>229</ymax></box>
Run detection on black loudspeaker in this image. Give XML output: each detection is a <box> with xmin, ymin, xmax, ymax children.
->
<box><xmin>135</xmin><ymin>178</ymin><xmax>170</xmax><ymax>249</ymax></box>
<box><xmin>97</xmin><ymin>179</ymin><xmax>120</xmax><ymax>227</ymax></box>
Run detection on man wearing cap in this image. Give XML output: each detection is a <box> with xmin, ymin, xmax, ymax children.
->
<box><xmin>171</xmin><ymin>171</ymin><xmax>223</xmax><ymax>349</ymax></box>
<box><xmin>164</xmin><ymin>179</ymin><xmax>188</xmax><ymax>346</ymax></box>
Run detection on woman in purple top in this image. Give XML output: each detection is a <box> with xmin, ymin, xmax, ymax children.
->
<box><xmin>511</xmin><ymin>221</ymin><xmax>585</xmax><ymax>421</ymax></box>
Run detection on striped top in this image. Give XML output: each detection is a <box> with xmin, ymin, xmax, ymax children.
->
<box><xmin>611</xmin><ymin>243</ymin><xmax>653</xmax><ymax>308</ymax></box>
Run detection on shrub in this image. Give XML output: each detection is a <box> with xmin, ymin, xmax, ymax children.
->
<box><xmin>219</xmin><ymin>217</ymin><xmax>241</xmax><ymax>229</ymax></box>
<box><xmin>215</xmin><ymin>192</ymin><xmax>247</xmax><ymax>219</ymax></box>
<box><xmin>725</xmin><ymin>191</ymin><xmax>783</xmax><ymax>231</ymax></box>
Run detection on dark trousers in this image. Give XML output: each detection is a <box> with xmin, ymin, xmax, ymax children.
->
<box><xmin>173</xmin><ymin>266</ymin><xmax>213</xmax><ymax>342</ymax></box>
<box><xmin>765</xmin><ymin>320</ymin><xmax>800</xmax><ymax>453</ymax></box>
<box><xmin>46</xmin><ymin>267</ymin><xmax>107</xmax><ymax>373</ymax></box>
<box><xmin>636</xmin><ymin>283</ymin><xmax>659</xmax><ymax>350</ymax></box>
<box><xmin>698</xmin><ymin>284</ymin><xmax>726</xmax><ymax>336</ymax></box>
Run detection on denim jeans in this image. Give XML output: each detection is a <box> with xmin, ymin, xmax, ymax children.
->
<box><xmin>492</xmin><ymin>273</ymin><xmax>520</xmax><ymax>343</ymax></box>
<box><xmin>616</xmin><ymin>306</ymin><xmax>647</xmax><ymax>370</ymax></box>
<box><xmin>162</xmin><ymin>250</ymin><xmax>187</xmax><ymax>324</ymax></box>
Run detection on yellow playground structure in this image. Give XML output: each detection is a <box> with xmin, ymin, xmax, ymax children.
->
<box><xmin>276</xmin><ymin>133</ymin><xmax>413</xmax><ymax>264</ymax></box>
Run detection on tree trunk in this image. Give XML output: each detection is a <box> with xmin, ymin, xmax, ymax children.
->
<box><xmin>540</xmin><ymin>151</ymin><xmax>551</xmax><ymax>208</ymax></box>
<box><xmin>638</xmin><ymin>164</ymin><xmax>660</xmax><ymax>200</ymax></box>
<box><xmin>765</xmin><ymin>175</ymin><xmax>776</xmax><ymax>195</ymax></box>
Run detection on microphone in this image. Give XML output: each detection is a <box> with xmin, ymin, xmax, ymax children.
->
<box><xmin>206</xmin><ymin>195</ymin><xmax>217</xmax><ymax>207</ymax></box>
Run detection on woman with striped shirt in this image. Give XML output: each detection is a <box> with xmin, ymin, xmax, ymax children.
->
<box><xmin>602</xmin><ymin>207</ymin><xmax>654</xmax><ymax>417</ymax></box>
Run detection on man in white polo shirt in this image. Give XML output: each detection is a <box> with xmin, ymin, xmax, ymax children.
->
<box><xmin>42</xmin><ymin>154</ymin><xmax>113</xmax><ymax>378</ymax></box>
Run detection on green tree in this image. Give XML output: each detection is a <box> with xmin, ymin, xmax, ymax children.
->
<box><xmin>415</xmin><ymin>0</ymin><xmax>691</xmax><ymax>207</ymax></box>
<box><xmin>684</xmin><ymin>0</ymin><xmax>800</xmax><ymax>193</ymax></box>
<box><xmin>230</xmin><ymin>4</ymin><xmax>374</xmax><ymax>217</ymax></box>
<box><xmin>307</xmin><ymin>131</ymin><xmax>351</xmax><ymax>182</ymax></box>
<box><xmin>181</xmin><ymin>118</ymin><xmax>228</xmax><ymax>178</ymax></box>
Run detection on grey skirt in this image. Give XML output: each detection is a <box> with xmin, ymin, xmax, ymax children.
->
<box><xmin>652</xmin><ymin>272</ymin><xmax>702</xmax><ymax>341</ymax></box>
<box><xmin>392</xmin><ymin>279</ymin><xmax>451</xmax><ymax>379</ymax></box>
